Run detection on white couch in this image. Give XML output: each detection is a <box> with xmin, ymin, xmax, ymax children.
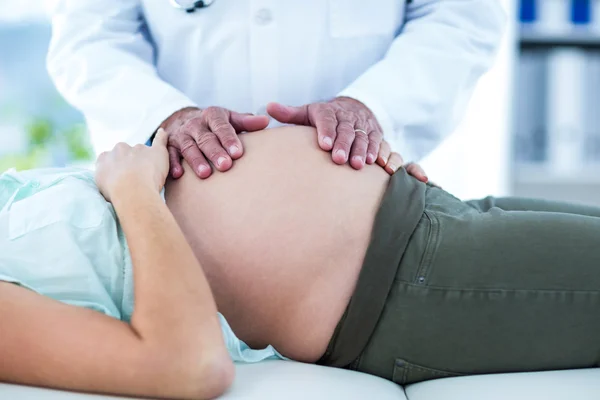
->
<box><xmin>1</xmin><ymin>361</ymin><xmax>599</xmax><ymax>399</ymax></box>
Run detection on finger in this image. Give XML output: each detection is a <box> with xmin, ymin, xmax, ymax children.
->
<box><xmin>229</xmin><ymin>112</ymin><xmax>270</xmax><ymax>132</ymax></box>
<box><xmin>405</xmin><ymin>162</ymin><xmax>429</xmax><ymax>183</ymax></box>
<box><xmin>332</xmin><ymin>111</ymin><xmax>355</xmax><ymax>165</ymax></box>
<box><xmin>377</xmin><ymin>140</ymin><xmax>391</xmax><ymax>167</ymax></box>
<box><xmin>206</xmin><ymin>108</ymin><xmax>243</xmax><ymax>160</ymax></box>
<box><xmin>314</xmin><ymin>107</ymin><xmax>337</xmax><ymax>151</ymax></box>
<box><xmin>366</xmin><ymin>127</ymin><xmax>383</xmax><ymax>165</ymax></box>
<box><xmin>168</xmin><ymin>145</ymin><xmax>184</xmax><ymax>179</ymax></box>
<box><xmin>384</xmin><ymin>152</ymin><xmax>404</xmax><ymax>175</ymax></box>
<box><xmin>95</xmin><ymin>151</ymin><xmax>107</xmax><ymax>168</ymax></box>
<box><xmin>153</xmin><ymin>128</ymin><xmax>169</xmax><ymax>149</ymax></box>
<box><xmin>349</xmin><ymin>127</ymin><xmax>369</xmax><ymax>170</ymax></box>
<box><xmin>179</xmin><ymin>137</ymin><xmax>212</xmax><ymax>179</ymax></box>
<box><xmin>266</xmin><ymin>102</ymin><xmax>311</xmax><ymax>125</ymax></box>
<box><xmin>194</xmin><ymin>128</ymin><xmax>232</xmax><ymax>172</ymax></box>
<box><xmin>387</xmin><ymin>150</ymin><xmax>404</xmax><ymax>169</ymax></box>
<box><xmin>114</xmin><ymin>142</ymin><xmax>130</xmax><ymax>153</ymax></box>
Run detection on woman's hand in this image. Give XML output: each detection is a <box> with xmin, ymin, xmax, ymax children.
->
<box><xmin>95</xmin><ymin>128</ymin><xmax>170</xmax><ymax>202</ymax></box>
<box><xmin>376</xmin><ymin>140</ymin><xmax>429</xmax><ymax>183</ymax></box>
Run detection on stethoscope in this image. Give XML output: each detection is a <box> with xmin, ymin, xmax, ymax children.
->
<box><xmin>170</xmin><ymin>0</ymin><xmax>216</xmax><ymax>12</ymax></box>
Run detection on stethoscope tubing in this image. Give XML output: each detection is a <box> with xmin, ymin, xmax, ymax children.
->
<box><xmin>170</xmin><ymin>0</ymin><xmax>215</xmax><ymax>11</ymax></box>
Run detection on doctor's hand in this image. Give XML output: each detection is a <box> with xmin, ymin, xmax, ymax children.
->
<box><xmin>267</xmin><ymin>97</ymin><xmax>383</xmax><ymax>170</ymax></box>
<box><xmin>96</xmin><ymin>129</ymin><xmax>170</xmax><ymax>203</ymax></box>
<box><xmin>160</xmin><ymin>106</ymin><xmax>270</xmax><ymax>179</ymax></box>
<box><xmin>376</xmin><ymin>140</ymin><xmax>430</xmax><ymax>183</ymax></box>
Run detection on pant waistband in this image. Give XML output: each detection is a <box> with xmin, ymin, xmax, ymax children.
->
<box><xmin>317</xmin><ymin>170</ymin><xmax>427</xmax><ymax>368</ymax></box>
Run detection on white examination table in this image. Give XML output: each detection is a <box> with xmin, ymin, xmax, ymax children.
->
<box><xmin>1</xmin><ymin>361</ymin><xmax>599</xmax><ymax>399</ymax></box>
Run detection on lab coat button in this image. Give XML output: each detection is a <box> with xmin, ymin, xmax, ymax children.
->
<box><xmin>254</xmin><ymin>9</ymin><xmax>273</xmax><ymax>25</ymax></box>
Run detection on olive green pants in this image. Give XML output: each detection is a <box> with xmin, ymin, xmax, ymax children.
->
<box><xmin>322</xmin><ymin>175</ymin><xmax>600</xmax><ymax>385</ymax></box>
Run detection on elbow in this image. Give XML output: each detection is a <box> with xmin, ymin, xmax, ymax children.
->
<box><xmin>187</xmin><ymin>353</ymin><xmax>235</xmax><ymax>400</ymax></box>
<box><xmin>138</xmin><ymin>346</ymin><xmax>235</xmax><ymax>400</ymax></box>
<box><xmin>45</xmin><ymin>39</ymin><xmax>71</xmax><ymax>93</ymax></box>
<box><xmin>454</xmin><ymin>0</ymin><xmax>507</xmax><ymax>75</ymax></box>
<box><xmin>166</xmin><ymin>350</ymin><xmax>235</xmax><ymax>400</ymax></box>
<box><xmin>45</xmin><ymin>46</ymin><xmax>60</xmax><ymax>84</ymax></box>
<box><xmin>441</xmin><ymin>1</ymin><xmax>507</xmax><ymax>61</ymax></box>
<box><xmin>476</xmin><ymin>0</ymin><xmax>508</xmax><ymax>52</ymax></box>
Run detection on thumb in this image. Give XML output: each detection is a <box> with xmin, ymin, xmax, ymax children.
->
<box><xmin>266</xmin><ymin>102</ymin><xmax>310</xmax><ymax>125</ymax></box>
<box><xmin>153</xmin><ymin>128</ymin><xmax>169</xmax><ymax>149</ymax></box>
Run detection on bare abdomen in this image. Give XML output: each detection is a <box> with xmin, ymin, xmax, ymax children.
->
<box><xmin>165</xmin><ymin>127</ymin><xmax>389</xmax><ymax>361</ymax></box>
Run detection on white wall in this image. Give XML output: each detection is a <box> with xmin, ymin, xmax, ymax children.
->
<box><xmin>0</xmin><ymin>0</ymin><xmax>48</xmax><ymax>22</ymax></box>
<box><xmin>420</xmin><ymin>0</ymin><xmax>516</xmax><ymax>200</ymax></box>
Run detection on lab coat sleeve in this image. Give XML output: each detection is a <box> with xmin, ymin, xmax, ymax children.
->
<box><xmin>46</xmin><ymin>0</ymin><xmax>198</xmax><ymax>154</ymax></box>
<box><xmin>338</xmin><ymin>0</ymin><xmax>506</xmax><ymax>162</ymax></box>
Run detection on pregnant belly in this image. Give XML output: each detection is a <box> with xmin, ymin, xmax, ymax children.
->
<box><xmin>165</xmin><ymin>126</ymin><xmax>389</xmax><ymax>362</ymax></box>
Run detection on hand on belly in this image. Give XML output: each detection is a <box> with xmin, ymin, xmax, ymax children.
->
<box><xmin>165</xmin><ymin>126</ymin><xmax>390</xmax><ymax>361</ymax></box>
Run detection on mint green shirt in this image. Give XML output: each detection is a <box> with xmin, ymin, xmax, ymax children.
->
<box><xmin>0</xmin><ymin>167</ymin><xmax>286</xmax><ymax>363</ymax></box>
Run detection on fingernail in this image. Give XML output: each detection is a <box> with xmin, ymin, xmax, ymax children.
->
<box><xmin>382</xmin><ymin>156</ymin><xmax>388</xmax><ymax>164</ymax></box>
<box><xmin>217</xmin><ymin>157</ymin><xmax>227</xmax><ymax>167</ymax></box>
<box><xmin>352</xmin><ymin>155</ymin><xmax>364</xmax><ymax>166</ymax></box>
<box><xmin>335</xmin><ymin>149</ymin><xmax>346</xmax><ymax>160</ymax></box>
<box><xmin>198</xmin><ymin>165</ymin><xmax>210</xmax><ymax>175</ymax></box>
<box><xmin>388</xmin><ymin>163</ymin><xmax>397</xmax><ymax>171</ymax></box>
<box><xmin>367</xmin><ymin>153</ymin><xmax>375</xmax><ymax>163</ymax></box>
<box><xmin>229</xmin><ymin>145</ymin><xmax>240</xmax><ymax>155</ymax></box>
<box><xmin>323</xmin><ymin>137</ymin><xmax>333</xmax><ymax>148</ymax></box>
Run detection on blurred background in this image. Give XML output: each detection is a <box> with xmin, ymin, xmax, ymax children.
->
<box><xmin>0</xmin><ymin>0</ymin><xmax>91</xmax><ymax>173</ymax></box>
<box><xmin>1</xmin><ymin>0</ymin><xmax>600</xmax><ymax>205</ymax></box>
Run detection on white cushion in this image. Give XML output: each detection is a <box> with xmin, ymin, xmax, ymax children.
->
<box><xmin>406</xmin><ymin>368</ymin><xmax>600</xmax><ymax>400</ymax></box>
<box><xmin>222</xmin><ymin>360</ymin><xmax>406</xmax><ymax>399</ymax></box>
<box><xmin>0</xmin><ymin>384</ymin><xmax>123</xmax><ymax>400</ymax></box>
<box><xmin>1</xmin><ymin>363</ymin><xmax>598</xmax><ymax>399</ymax></box>
<box><xmin>0</xmin><ymin>360</ymin><xmax>406</xmax><ymax>400</ymax></box>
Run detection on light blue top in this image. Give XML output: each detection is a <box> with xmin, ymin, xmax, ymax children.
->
<box><xmin>0</xmin><ymin>167</ymin><xmax>286</xmax><ymax>363</ymax></box>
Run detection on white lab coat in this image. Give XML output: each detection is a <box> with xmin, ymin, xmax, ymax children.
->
<box><xmin>47</xmin><ymin>0</ymin><xmax>506</xmax><ymax>160</ymax></box>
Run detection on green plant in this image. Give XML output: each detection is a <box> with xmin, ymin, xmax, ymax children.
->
<box><xmin>0</xmin><ymin>148</ymin><xmax>47</xmax><ymax>173</ymax></box>
<box><xmin>27</xmin><ymin>119</ymin><xmax>54</xmax><ymax>151</ymax></box>
<box><xmin>63</xmin><ymin>124</ymin><xmax>94</xmax><ymax>161</ymax></box>
<box><xmin>0</xmin><ymin>117</ymin><xmax>94</xmax><ymax>172</ymax></box>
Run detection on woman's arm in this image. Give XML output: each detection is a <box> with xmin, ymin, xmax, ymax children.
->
<box><xmin>0</xmin><ymin>131</ymin><xmax>233</xmax><ymax>399</ymax></box>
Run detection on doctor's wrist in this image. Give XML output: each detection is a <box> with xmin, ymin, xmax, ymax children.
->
<box><xmin>159</xmin><ymin>106</ymin><xmax>202</xmax><ymax>131</ymax></box>
<box><xmin>149</xmin><ymin>106</ymin><xmax>202</xmax><ymax>145</ymax></box>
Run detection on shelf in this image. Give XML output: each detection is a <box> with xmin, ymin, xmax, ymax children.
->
<box><xmin>519</xmin><ymin>29</ymin><xmax>600</xmax><ymax>49</ymax></box>
<box><xmin>514</xmin><ymin>163</ymin><xmax>600</xmax><ymax>185</ymax></box>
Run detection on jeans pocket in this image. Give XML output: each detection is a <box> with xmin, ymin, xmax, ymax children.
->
<box><xmin>392</xmin><ymin>358</ymin><xmax>463</xmax><ymax>385</ymax></box>
<box><xmin>413</xmin><ymin>210</ymin><xmax>441</xmax><ymax>285</ymax></box>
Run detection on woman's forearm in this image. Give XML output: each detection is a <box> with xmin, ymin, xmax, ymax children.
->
<box><xmin>110</xmin><ymin>183</ymin><xmax>234</xmax><ymax>395</ymax></box>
